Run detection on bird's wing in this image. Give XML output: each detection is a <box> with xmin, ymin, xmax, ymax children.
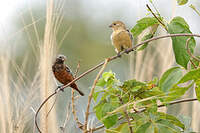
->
<box><xmin>52</xmin><ymin>63</ymin><xmax>56</xmax><ymax>73</ymax></box>
<box><xmin>126</xmin><ymin>29</ymin><xmax>133</xmax><ymax>41</ymax></box>
<box><xmin>66</xmin><ymin>65</ymin><xmax>73</xmax><ymax>76</ymax></box>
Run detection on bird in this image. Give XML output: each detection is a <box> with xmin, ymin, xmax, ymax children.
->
<box><xmin>52</xmin><ymin>55</ymin><xmax>84</xmax><ymax>96</ymax></box>
<box><xmin>109</xmin><ymin>21</ymin><xmax>133</xmax><ymax>56</ymax></box>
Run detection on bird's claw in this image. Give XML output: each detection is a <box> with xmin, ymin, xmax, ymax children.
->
<box><xmin>117</xmin><ymin>52</ymin><xmax>121</xmax><ymax>58</ymax></box>
<box><xmin>125</xmin><ymin>49</ymin><xmax>130</xmax><ymax>54</ymax></box>
<box><xmin>55</xmin><ymin>85</ymin><xmax>64</xmax><ymax>92</ymax></box>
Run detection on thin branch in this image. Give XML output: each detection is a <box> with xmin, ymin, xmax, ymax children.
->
<box><xmin>90</xmin><ymin>124</ymin><xmax>105</xmax><ymax>132</ymax></box>
<box><xmin>146</xmin><ymin>4</ymin><xmax>167</xmax><ymax>30</ymax></box>
<box><xmin>190</xmin><ymin>4</ymin><xmax>200</xmax><ymax>17</ymax></box>
<box><xmin>84</xmin><ymin>58</ymin><xmax>109</xmax><ymax>133</ymax></box>
<box><xmin>58</xmin><ymin>33</ymin><xmax>200</xmax><ymax>93</ymax></box>
<box><xmin>91</xmin><ymin>98</ymin><xmax>198</xmax><ymax>131</ymax></box>
<box><xmin>71</xmin><ymin>62</ymin><xmax>84</xmax><ymax>130</ymax></box>
<box><xmin>46</xmin><ymin>95</ymin><xmax>58</xmax><ymax>117</ymax></box>
<box><xmin>118</xmin><ymin>95</ymin><xmax>133</xmax><ymax>133</ymax></box>
<box><xmin>35</xmin><ymin>91</ymin><xmax>57</xmax><ymax>133</ymax></box>
<box><xmin>132</xmin><ymin>98</ymin><xmax>198</xmax><ymax>114</ymax></box>
<box><xmin>155</xmin><ymin>98</ymin><xmax>198</xmax><ymax>110</ymax></box>
<box><xmin>35</xmin><ymin>33</ymin><xmax>200</xmax><ymax>133</ymax></box>
<box><xmin>190</xmin><ymin>59</ymin><xmax>197</xmax><ymax>69</ymax></box>
<box><xmin>186</xmin><ymin>38</ymin><xmax>200</xmax><ymax>63</ymax></box>
<box><xmin>60</xmin><ymin>102</ymin><xmax>71</xmax><ymax>132</ymax></box>
<box><xmin>71</xmin><ymin>89</ymin><xmax>83</xmax><ymax>129</ymax></box>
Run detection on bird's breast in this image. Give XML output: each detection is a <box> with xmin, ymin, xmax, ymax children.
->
<box><xmin>54</xmin><ymin>70</ymin><xmax>74</xmax><ymax>85</ymax></box>
<box><xmin>52</xmin><ymin>64</ymin><xmax>74</xmax><ymax>85</ymax></box>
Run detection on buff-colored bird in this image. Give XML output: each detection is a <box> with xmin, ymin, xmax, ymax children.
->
<box><xmin>109</xmin><ymin>21</ymin><xmax>133</xmax><ymax>56</ymax></box>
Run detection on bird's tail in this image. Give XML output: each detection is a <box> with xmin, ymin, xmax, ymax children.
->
<box><xmin>71</xmin><ymin>83</ymin><xmax>84</xmax><ymax>96</ymax></box>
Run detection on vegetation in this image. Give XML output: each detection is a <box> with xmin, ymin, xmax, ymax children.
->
<box><xmin>0</xmin><ymin>0</ymin><xmax>200</xmax><ymax>133</ymax></box>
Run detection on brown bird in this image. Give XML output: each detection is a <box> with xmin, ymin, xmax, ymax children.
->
<box><xmin>109</xmin><ymin>21</ymin><xmax>133</xmax><ymax>56</ymax></box>
<box><xmin>52</xmin><ymin>55</ymin><xmax>84</xmax><ymax>96</ymax></box>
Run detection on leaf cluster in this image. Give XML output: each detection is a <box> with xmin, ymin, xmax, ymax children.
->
<box><xmin>92</xmin><ymin>1</ymin><xmax>200</xmax><ymax>132</ymax></box>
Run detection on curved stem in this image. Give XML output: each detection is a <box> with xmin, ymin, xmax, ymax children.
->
<box><xmin>84</xmin><ymin>58</ymin><xmax>109</xmax><ymax>133</ymax></box>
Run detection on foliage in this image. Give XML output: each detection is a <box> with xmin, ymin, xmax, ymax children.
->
<box><xmin>93</xmin><ymin>1</ymin><xmax>200</xmax><ymax>132</ymax></box>
<box><xmin>93</xmin><ymin>67</ymin><xmax>200</xmax><ymax>132</ymax></box>
<box><xmin>177</xmin><ymin>0</ymin><xmax>188</xmax><ymax>5</ymax></box>
<box><xmin>168</xmin><ymin>17</ymin><xmax>196</xmax><ymax>69</ymax></box>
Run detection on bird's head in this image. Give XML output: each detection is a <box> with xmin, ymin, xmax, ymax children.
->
<box><xmin>55</xmin><ymin>55</ymin><xmax>66</xmax><ymax>64</ymax></box>
<box><xmin>109</xmin><ymin>21</ymin><xmax>126</xmax><ymax>31</ymax></box>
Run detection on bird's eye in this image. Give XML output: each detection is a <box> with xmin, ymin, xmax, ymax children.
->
<box><xmin>113</xmin><ymin>23</ymin><xmax>116</xmax><ymax>25</ymax></box>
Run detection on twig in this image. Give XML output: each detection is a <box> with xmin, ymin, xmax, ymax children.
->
<box><xmin>190</xmin><ymin>4</ymin><xmax>200</xmax><ymax>17</ymax></box>
<box><xmin>118</xmin><ymin>95</ymin><xmax>133</xmax><ymax>133</ymax></box>
<box><xmin>71</xmin><ymin>62</ymin><xmax>84</xmax><ymax>129</ymax></box>
<box><xmin>186</xmin><ymin>38</ymin><xmax>200</xmax><ymax>63</ymax></box>
<box><xmin>190</xmin><ymin>59</ymin><xmax>197</xmax><ymax>69</ymax></box>
<box><xmin>146</xmin><ymin>4</ymin><xmax>167</xmax><ymax>30</ymax></box>
<box><xmin>60</xmin><ymin>102</ymin><xmax>71</xmax><ymax>132</ymax></box>
<box><xmin>90</xmin><ymin>98</ymin><xmax>198</xmax><ymax>131</ymax></box>
<box><xmin>83</xmin><ymin>58</ymin><xmax>109</xmax><ymax>133</ymax></box>
<box><xmin>71</xmin><ymin>89</ymin><xmax>83</xmax><ymax>129</ymax></box>
<box><xmin>35</xmin><ymin>91</ymin><xmax>57</xmax><ymax>133</ymax></box>
<box><xmin>90</xmin><ymin>124</ymin><xmax>105</xmax><ymax>132</ymax></box>
<box><xmin>155</xmin><ymin>98</ymin><xmax>198</xmax><ymax>109</ymax></box>
<box><xmin>35</xmin><ymin>33</ymin><xmax>200</xmax><ymax>133</ymax></box>
<box><xmin>46</xmin><ymin>75</ymin><xmax>61</xmax><ymax>117</ymax></box>
<box><xmin>58</xmin><ymin>33</ymin><xmax>200</xmax><ymax>93</ymax></box>
<box><xmin>46</xmin><ymin>95</ymin><xmax>58</xmax><ymax>117</ymax></box>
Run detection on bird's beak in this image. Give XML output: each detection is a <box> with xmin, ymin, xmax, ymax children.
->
<box><xmin>109</xmin><ymin>24</ymin><xmax>112</xmax><ymax>28</ymax></box>
<box><xmin>62</xmin><ymin>56</ymin><xmax>66</xmax><ymax>61</ymax></box>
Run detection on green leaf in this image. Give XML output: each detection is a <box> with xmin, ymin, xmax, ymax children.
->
<box><xmin>94</xmin><ymin>102</ymin><xmax>118</xmax><ymax>129</ymax></box>
<box><xmin>135</xmin><ymin>112</ymin><xmax>184</xmax><ymax>133</ymax></box>
<box><xmin>177</xmin><ymin>0</ymin><xmax>188</xmax><ymax>5</ymax></box>
<box><xmin>178</xmin><ymin>68</ymin><xmax>200</xmax><ymax>83</ymax></box>
<box><xmin>166</xmin><ymin>83</ymin><xmax>193</xmax><ymax>101</ymax></box>
<box><xmin>93</xmin><ymin>89</ymin><xmax>101</xmax><ymax>102</ymax></box>
<box><xmin>136</xmin><ymin>122</ymin><xmax>153</xmax><ymax>133</ymax></box>
<box><xmin>102</xmin><ymin>71</ymin><xmax>115</xmax><ymax>82</ymax></box>
<box><xmin>106</xmin><ymin>123</ymin><xmax>129</xmax><ymax>133</ymax></box>
<box><xmin>178</xmin><ymin>115</ymin><xmax>194</xmax><ymax>132</ymax></box>
<box><xmin>158</xmin><ymin>112</ymin><xmax>185</xmax><ymax>130</ymax></box>
<box><xmin>149</xmin><ymin>0</ymin><xmax>153</xmax><ymax>3</ymax></box>
<box><xmin>96</xmin><ymin>78</ymin><xmax>106</xmax><ymax>87</ymax></box>
<box><xmin>167</xmin><ymin>17</ymin><xmax>196</xmax><ymax>69</ymax></box>
<box><xmin>137</xmin><ymin>34</ymin><xmax>154</xmax><ymax>51</ymax></box>
<box><xmin>102</xmin><ymin>114</ymin><xmax>118</xmax><ymax>129</ymax></box>
<box><xmin>156</xmin><ymin>119</ymin><xmax>180</xmax><ymax>133</ymax></box>
<box><xmin>159</xmin><ymin>67</ymin><xmax>183</xmax><ymax>92</ymax></box>
<box><xmin>131</xmin><ymin>17</ymin><xmax>159</xmax><ymax>37</ymax></box>
<box><xmin>195</xmin><ymin>80</ymin><xmax>200</xmax><ymax>101</ymax></box>
<box><xmin>101</xmin><ymin>103</ymin><xmax>118</xmax><ymax>128</ymax></box>
<box><xmin>120</xmin><ymin>79</ymin><xmax>146</xmax><ymax>93</ymax></box>
<box><xmin>94</xmin><ymin>100</ymin><xmax>106</xmax><ymax>120</ymax></box>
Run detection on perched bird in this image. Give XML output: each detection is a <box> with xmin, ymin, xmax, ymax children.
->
<box><xmin>109</xmin><ymin>21</ymin><xmax>133</xmax><ymax>56</ymax></box>
<box><xmin>52</xmin><ymin>55</ymin><xmax>84</xmax><ymax>96</ymax></box>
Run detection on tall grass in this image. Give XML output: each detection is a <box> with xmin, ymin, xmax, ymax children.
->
<box><xmin>0</xmin><ymin>0</ymin><xmax>68</xmax><ymax>132</ymax></box>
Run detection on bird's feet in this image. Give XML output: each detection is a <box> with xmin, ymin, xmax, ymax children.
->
<box><xmin>125</xmin><ymin>49</ymin><xmax>130</xmax><ymax>54</ymax></box>
<box><xmin>55</xmin><ymin>85</ymin><xmax>64</xmax><ymax>92</ymax></box>
<box><xmin>117</xmin><ymin>52</ymin><xmax>121</xmax><ymax>57</ymax></box>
